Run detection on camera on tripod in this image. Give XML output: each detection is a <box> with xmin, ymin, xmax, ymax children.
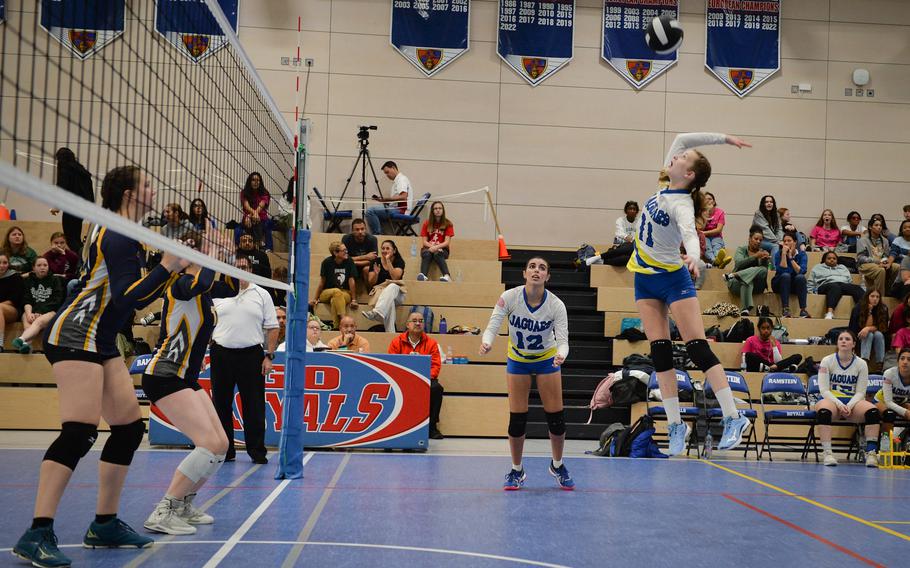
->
<box><xmin>357</xmin><ymin>125</ymin><xmax>378</xmax><ymax>145</ymax></box>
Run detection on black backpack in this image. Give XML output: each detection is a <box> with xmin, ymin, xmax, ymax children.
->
<box><xmin>609</xmin><ymin>415</ymin><xmax>655</xmax><ymax>457</ymax></box>
<box><xmin>591</xmin><ymin>423</ymin><xmax>626</xmax><ymax>456</ymax></box>
<box><xmin>621</xmin><ymin>353</ymin><xmax>654</xmax><ymax>375</ymax></box>
<box><xmin>825</xmin><ymin>326</ymin><xmax>850</xmax><ymax>345</ymax></box>
<box><xmin>610</xmin><ymin>371</ymin><xmax>648</xmax><ymax>406</ymax></box>
<box><xmin>724</xmin><ymin>318</ymin><xmax>754</xmax><ymax>342</ymax></box>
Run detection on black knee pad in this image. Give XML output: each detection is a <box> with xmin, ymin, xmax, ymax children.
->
<box><xmin>864</xmin><ymin>407</ymin><xmax>881</xmax><ymax>425</ymax></box>
<box><xmin>883</xmin><ymin>409</ymin><xmax>898</xmax><ymax>424</ymax></box>
<box><xmin>816</xmin><ymin>408</ymin><xmax>832</xmax><ymax>425</ymax></box>
<box><xmin>508</xmin><ymin>412</ymin><xmax>528</xmax><ymax>438</ymax></box>
<box><xmin>545</xmin><ymin>410</ymin><xmax>566</xmax><ymax>436</ymax></box>
<box><xmin>44</xmin><ymin>422</ymin><xmax>98</xmax><ymax>470</ymax></box>
<box><xmin>685</xmin><ymin>339</ymin><xmax>721</xmax><ymax>372</ymax></box>
<box><xmin>650</xmin><ymin>339</ymin><xmax>674</xmax><ymax>373</ymax></box>
<box><xmin>100</xmin><ymin>419</ymin><xmax>145</xmax><ymax>466</ymax></box>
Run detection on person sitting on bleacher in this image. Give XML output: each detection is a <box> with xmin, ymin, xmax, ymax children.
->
<box><xmin>723</xmin><ymin>225</ymin><xmax>771</xmax><ymax>316</ymax></box>
<box><xmin>752</xmin><ymin>195</ymin><xmax>783</xmax><ymax>257</ymax></box>
<box><xmin>159</xmin><ymin>203</ymin><xmax>196</xmax><ymax>240</ymax></box>
<box><xmin>326</xmin><ymin>315</ymin><xmax>370</xmax><ymax>352</ymax></box>
<box><xmin>889</xmin><ymin>220</ymin><xmax>910</xmax><ymax>267</ymax></box>
<box><xmin>876</xmin><ymin>347</ymin><xmax>910</xmax><ymax>441</ymax></box>
<box><xmin>342</xmin><ymin>219</ymin><xmax>378</xmax><ymax>286</ymax></box>
<box><xmin>43</xmin><ymin>232</ymin><xmax>80</xmax><ymax>282</ymax></box>
<box><xmin>418</xmin><ymin>201</ymin><xmax>454</xmax><ymax>282</ymax></box>
<box><xmin>839</xmin><ymin>211</ymin><xmax>864</xmax><ymax>253</ymax></box>
<box><xmin>237</xmin><ymin>231</ymin><xmax>272</xmax><ymax>281</ymax></box>
<box><xmin>867</xmin><ymin>213</ymin><xmax>896</xmax><ymax>245</ymax></box>
<box><xmin>809</xmin><ymin>209</ymin><xmax>841</xmax><ymax>252</ymax></box>
<box><xmin>850</xmin><ymin>289</ymin><xmax>890</xmax><ymax>373</ymax></box>
<box><xmin>891</xmin><ymin>308</ymin><xmax>910</xmax><ymax>351</ymax></box>
<box><xmin>614</xmin><ymin>200</ymin><xmax>638</xmax><ymax>245</ymax></box>
<box><xmin>894</xmin><ymin>256</ymin><xmax>910</xmax><ymax>301</ymax></box>
<box><xmin>310</xmin><ymin>241</ymin><xmax>358</xmax><ymax>330</ymax></box>
<box><xmin>363</xmin><ymin>240</ymin><xmax>406</xmax><ymax>332</ymax></box>
<box><xmin>701</xmin><ymin>192</ymin><xmax>731</xmax><ymax>267</ymax></box>
<box><xmin>891</xmin><ymin>292</ymin><xmax>910</xmax><ymax>337</ymax></box>
<box><xmin>2</xmin><ymin>226</ymin><xmax>38</xmax><ymax>274</ymax></box>
<box><xmin>808</xmin><ymin>251</ymin><xmax>864</xmax><ymax>320</ymax></box>
<box><xmin>740</xmin><ymin>316</ymin><xmax>802</xmax><ymax>372</ymax></box>
<box><xmin>778</xmin><ymin>207</ymin><xmax>806</xmax><ymax>251</ymax></box>
<box><xmin>857</xmin><ymin>217</ymin><xmax>900</xmax><ymax>298</ymax></box>
<box><xmin>388</xmin><ymin>311</ymin><xmax>443</xmax><ymax>439</ymax></box>
<box><xmin>771</xmin><ymin>232</ymin><xmax>809</xmax><ymax>318</ymax></box>
<box><xmin>11</xmin><ymin>258</ymin><xmax>64</xmax><ymax>354</ymax></box>
<box><xmin>0</xmin><ymin>253</ymin><xmax>24</xmax><ymax>352</ymax></box>
<box><xmin>188</xmin><ymin>198</ymin><xmax>218</xmax><ymax>232</ymax></box>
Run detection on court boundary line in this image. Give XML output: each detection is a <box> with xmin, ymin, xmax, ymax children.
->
<box><xmin>703</xmin><ymin>460</ymin><xmax>910</xmax><ymax>543</ymax></box>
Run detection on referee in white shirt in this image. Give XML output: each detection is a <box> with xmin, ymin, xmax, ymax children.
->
<box><xmin>365</xmin><ymin>160</ymin><xmax>412</xmax><ymax>235</ymax></box>
<box><xmin>210</xmin><ymin>256</ymin><xmax>280</xmax><ymax>464</ymax></box>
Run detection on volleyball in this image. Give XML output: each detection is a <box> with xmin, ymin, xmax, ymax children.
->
<box><xmin>645</xmin><ymin>14</ymin><xmax>684</xmax><ymax>55</ymax></box>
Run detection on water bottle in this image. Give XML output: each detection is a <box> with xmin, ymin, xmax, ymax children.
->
<box><xmin>439</xmin><ymin>316</ymin><xmax>447</xmax><ymax>335</ymax></box>
<box><xmin>446</xmin><ymin>345</ymin><xmax>453</xmax><ymax>364</ymax></box>
<box><xmin>704</xmin><ymin>430</ymin><xmax>713</xmax><ymax>459</ymax></box>
<box><xmin>740</xmin><ymin>353</ymin><xmax>747</xmax><ymax>372</ymax></box>
<box><xmin>410</xmin><ymin>237</ymin><xmax>417</xmax><ymax>257</ymax></box>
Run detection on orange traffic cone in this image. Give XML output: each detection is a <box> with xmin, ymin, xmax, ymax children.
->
<box><xmin>0</xmin><ymin>204</ymin><xmax>10</xmax><ymax>221</ymax></box>
<box><xmin>497</xmin><ymin>234</ymin><xmax>510</xmax><ymax>261</ymax></box>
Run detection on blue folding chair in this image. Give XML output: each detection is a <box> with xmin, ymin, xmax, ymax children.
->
<box><xmin>312</xmin><ymin>186</ymin><xmax>352</xmax><ymax>233</ymax></box>
<box><xmin>808</xmin><ymin>374</ymin><xmax>873</xmax><ymax>462</ymax></box>
<box><xmin>647</xmin><ymin>370</ymin><xmax>699</xmax><ymax>456</ymax></box>
<box><xmin>703</xmin><ymin>371</ymin><xmax>757</xmax><ymax>458</ymax></box>
<box><xmin>390</xmin><ymin>192</ymin><xmax>430</xmax><ymax>236</ymax></box>
<box><xmin>759</xmin><ymin>373</ymin><xmax>816</xmax><ymax>461</ymax></box>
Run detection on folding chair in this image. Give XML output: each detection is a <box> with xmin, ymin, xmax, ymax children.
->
<box><xmin>844</xmin><ymin>374</ymin><xmax>885</xmax><ymax>460</ymax></box>
<box><xmin>703</xmin><ymin>371</ymin><xmax>758</xmax><ymax>458</ymax></box>
<box><xmin>311</xmin><ymin>186</ymin><xmax>352</xmax><ymax>233</ymax></box>
<box><xmin>646</xmin><ymin>370</ymin><xmax>699</xmax><ymax>456</ymax></box>
<box><xmin>390</xmin><ymin>192</ymin><xmax>431</xmax><ymax>236</ymax></box>
<box><xmin>759</xmin><ymin>373</ymin><xmax>816</xmax><ymax>461</ymax></box>
<box><xmin>808</xmin><ymin>374</ymin><xmax>867</xmax><ymax>461</ymax></box>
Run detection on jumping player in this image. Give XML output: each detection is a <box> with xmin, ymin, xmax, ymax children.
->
<box><xmin>480</xmin><ymin>257</ymin><xmax>572</xmax><ymax>490</ymax></box>
<box><xmin>13</xmin><ymin>166</ymin><xmax>189</xmax><ymax>567</ymax></box>
<box><xmin>815</xmin><ymin>329</ymin><xmax>881</xmax><ymax>467</ymax></box>
<box><xmin>142</xmin><ymin>231</ymin><xmax>239</xmax><ymax>535</ymax></box>
<box><xmin>628</xmin><ymin>132</ymin><xmax>752</xmax><ymax>456</ymax></box>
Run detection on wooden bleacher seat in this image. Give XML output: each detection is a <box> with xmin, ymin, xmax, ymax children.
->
<box><xmin>309</xmin><ymin>232</ymin><xmax>498</xmax><ymax>261</ymax></box>
<box><xmin>316</xmin><ymin>331</ymin><xmax>506</xmax><ymax>362</ymax></box>
<box><xmin>611</xmin><ymin>338</ymin><xmax>836</xmax><ymax>368</ymax></box>
<box><xmin>603</xmin><ymin>312</ymin><xmax>850</xmax><ymax>339</ymax></box>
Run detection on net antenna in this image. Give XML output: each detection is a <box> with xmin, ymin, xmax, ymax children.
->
<box><xmin>0</xmin><ymin>0</ymin><xmax>295</xmax><ymax>291</ymax></box>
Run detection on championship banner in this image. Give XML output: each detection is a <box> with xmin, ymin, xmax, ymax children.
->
<box><xmin>135</xmin><ymin>351</ymin><xmax>431</xmax><ymax>450</ymax></box>
<box><xmin>498</xmin><ymin>0</ymin><xmax>574</xmax><ymax>86</ymax></box>
<box><xmin>390</xmin><ymin>0</ymin><xmax>470</xmax><ymax>77</ymax></box>
<box><xmin>40</xmin><ymin>0</ymin><xmax>125</xmax><ymax>60</ymax></box>
<box><xmin>602</xmin><ymin>1</ymin><xmax>679</xmax><ymax>90</ymax></box>
<box><xmin>155</xmin><ymin>0</ymin><xmax>239</xmax><ymax>63</ymax></box>
<box><xmin>705</xmin><ymin>0</ymin><xmax>780</xmax><ymax>97</ymax></box>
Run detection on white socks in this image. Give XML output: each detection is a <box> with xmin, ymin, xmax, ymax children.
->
<box><xmin>551</xmin><ymin>459</ymin><xmax>563</xmax><ymax>468</ymax></box>
<box><xmin>512</xmin><ymin>463</ymin><xmax>522</xmax><ymax>472</ymax></box>
<box><xmin>822</xmin><ymin>442</ymin><xmax>832</xmax><ymax>452</ymax></box>
<box><xmin>714</xmin><ymin>387</ymin><xmax>739</xmax><ymax>419</ymax></box>
<box><xmin>663</xmin><ymin>397</ymin><xmax>681</xmax><ymax>424</ymax></box>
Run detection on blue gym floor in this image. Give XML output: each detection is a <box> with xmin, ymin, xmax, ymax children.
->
<box><xmin>0</xmin><ymin>449</ymin><xmax>908</xmax><ymax>567</ymax></box>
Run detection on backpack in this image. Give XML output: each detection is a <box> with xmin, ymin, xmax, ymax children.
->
<box><xmin>591</xmin><ymin>423</ymin><xmax>626</xmax><ymax>456</ymax></box>
<box><xmin>409</xmin><ymin>305</ymin><xmax>435</xmax><ymax>333</ymax></box>
<box><xmin>575</xmin><ymin>243</ymin><xmax>596</xmax><ymax>262</ymax></box>
<box><xmin>610</xmin><ymin>370</ymin><xmax>649</xmax><ymax>406</ymax></box>
<box><xmin>610</xmin><ymin>415</ymin><xmax>661</xmax><ymax>457</ymax></box>
<box><xmin>771</xmin><ymin>317</ymin><xmax>789</xmax><ymax>342</ymax></box>
<box><xmin>586</xmin><ymin>373</ymin><xmax>618</xmax><ymax>423</ymax></box>
<box><xmin>628</xmin><ymin>424</ymin><xmax>668</xmax><ymax>459</ymax></box>
<box><xmin>724</xmin><ymin>318</ymin><xmax>754</xmax><ymax>342</ymax></box>
<box><xmin>825</xmin><ymin>326</ymin><xmax>849</xmax><ymax>345</ymax></box>
<box><xmin>672</xmin><ymin>343</ymin><xmax>695</xmax><ymax>370</ymax></box>
<box><xmin>622</xmin><ymin>353</ymin><xmax>654</xmax><ymax>375</ymax></box>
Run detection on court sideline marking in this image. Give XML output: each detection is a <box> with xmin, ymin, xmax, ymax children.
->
<box><xmin>703</xmin><ymin>460</ymin><xmax>910</xmax><ymax>543</ymax></box>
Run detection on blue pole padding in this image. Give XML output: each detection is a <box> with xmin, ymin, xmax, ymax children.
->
<box><xmin>276</xmin><ymin>229</ymin><xmax>310</xmax><ymax>479</ymax></box>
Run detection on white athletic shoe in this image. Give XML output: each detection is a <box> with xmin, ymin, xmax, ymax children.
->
<box><xmin>822</xmin><ymin>450</ymin><xmax>838</xmax><ymax>467</ymax></box>
<box><xmin>439</xmin><ymin>274</ymin><xmax>451</xmax><ymax>282</ymax></box>
<box><xmin>178</xmin><ymin>493</ymin><xmax>214</xmax><ymax>525</ymax></box>
<box><xmin>865</xmin><ymin>451</ymin><xmax>879</xmax><ymax>468</ymax></box>
<box><xmin>824</xmin><ymin>312</ymin><xmax>834</xmax><ymax>320</ymax></box>
<box><xmin>416</xmin><ymin>273</ymin><xmax>428</xmax><ymax>281</ymax></box>
<box><xmin>144</xmin><ymin>498</ymin><xmax>197</xmax><ymax>535</ymax></box>
<box><xmin>361</xmin><ymin>309</ymin><xmax>379</xmax><ymax>321</ymax></box>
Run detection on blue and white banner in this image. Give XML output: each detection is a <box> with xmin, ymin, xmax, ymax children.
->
<box><xmin>155</xmin><ymin>0</ymin><xmax>239</xmax><ymax>63</ymax></box>
<box><xmin>390</xmin><ymin>0</ymin><xmax>470</xmax><ymax>77</ymax></box>
<box><xmin>705</xmin><ymin>0</ymin><xmax>780</xmax><ymax>97</ymax></box>
<box><xmin>602</xmin><ymin>0</ymin><xmax>678</xmax><ymax>89</ymax></box>
<box><xmin>40</xmin><ymin>0</ymin><xmax>125</xmax><ymax>60</ymax></box>
<box><xmin>498</xmin><ymin>0</ymin><xmax>574</xmax><ymax>86</ymax></box>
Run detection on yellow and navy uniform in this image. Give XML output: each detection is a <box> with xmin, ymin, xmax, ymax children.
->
<box><xmin>46</xmin><ymin>226</ymin><xmax>173</xmax><ymax>358</ymax></box>
<box><xmin>145</xmin><ymin>268</ymin><xmax>239</xmax><ymax>382</ymax></box>
<box><xmin>482</xmin><ymin>286</ymin><xmax>569</xmax><ymax>375</ymax></box>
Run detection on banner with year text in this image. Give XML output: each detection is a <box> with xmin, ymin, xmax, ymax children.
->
<box><xmin>602</xmin><ymin>0</ymin><xmax>679</xmax><ymax>89</ymax></box>
<box><xmin>391</xmin><ymin>0</ymin><xmax>470</xmax><ymax>76</ymax></box>
<box><xmin>705</xmin><ymin>0</ymin><xmax>780</xmax><ymax>97</ymax></box>
<box><xmin>498</xmin><ymin>0</ymin><xmax>574</xmax><ymax>86</ymax></box>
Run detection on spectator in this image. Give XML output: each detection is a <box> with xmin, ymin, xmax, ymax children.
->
<box><xmin>614</xmin><ymin>200</ymin><xmax>638</xmax><ymax>245</ymax></box>
<box><xmin>702</xmin><ymin>192</ymin><xmax>730</xmax><ymax>267</ymax></box>
<box><xmin>11</xmin><ymin>258</ymin><xmax>64</xmax><ymax>354</ymax></box>
<box><xmin>51</xmin><ymin>147</ymin><xmax>94</xmax><ymax>254</ymax></box>
<box><xmin>342</xmin><ymin>219</ymin><xmax>378</xmax><ymax>285</ymax></box>
<box><xmin>240</xmin><ymin>171</ymin><xmax>273</xmax><ymax>251</ymax></box>
<box><xmin>808</xmin><ymin>251</ymin><xmax>864</xmax><ymax>320</ymax></box>
<box><xmin>849</xmin><ymin>289</ymin><xmax>889</xmax><ymax>372</ymax></box>
<box><xmin>839</xmin><ymin>211</ymin><xmax>865</xmax><ymax>253</ymax></box>
<box><xmin>2</xmin><ymin>226</ymin><xmax>38</xmax><ymax>274</ymax></box>
<box><xmin>723</xmin><ymin>226</ymin><xmax>771</xmax><ymax>316</ymax></box>
<box><xmin>276</xmin><ymin>315</ymin><xmax>328</xmax><ymax>352</ymax></box>
<box><xmin>309</xmin><ymin>241</ymin><xmax>358</xmax><ymax>329</ymax></box>
<box><xmin>0</xmin><ymin>253</ymin><xmax>24</xmax><ymax>351</ymax></box>
<box><xmin>159</xmin><ymin>203</ymin><xmax>196</xmax><ymax>240</ymax></box>
<box><xmin>891</xmin><ymin>292</ymin><xmax>910</xmax><ymax>337</ymax></box>
<box><xmin>275</xmin><ymin>306</ymin><xmax>287</xmax><ymax>348</ymax></box>
<box><xmin>772</xmin><ymin>232</ymin><xmax>809</xmax><ymax>318</ymax></box>
<box><xmin>857</xmin><ymin>217</ymin><xmax>900</xmax><ymax>298</ymax></box>
<box><xmin>363</xmin><ymin>239</ymin><xmax>406</xmax><ymax>332</ymax></box>
<box><xmin>778</xmin><ymin>207</ymin><xmax>806</xmax><ymax>250</ymax></box>
<box><xmin>365</xmin><ymin>161</ymin><xmax>412</xmax><ymax>235</ymax></box>
<box><xmin>889</xmin><ymin>220</ymin><xmax>910</xmax><ymax>265</ymax></box>
<box><xmin>326</xmin><ymin>315</ymin><xmax>371</xmax><ymax>352</ymax></box>
<box><xmin>741</xmin><ymin>317</ymin><xmax>803</xmax><ymax>372</ymax></box>
<box><xmin>752</xmin><ymin>194</ymin><xmax>783</xmax><ymax>257</ymax></box>
<box><xmin>270</xmin><ymin>266</ymin><xmax>287</xmax><ymax>307</ymax></box>
<box><xmin>905</xmin><ymin>204</ymin><xmax>910</xmax><ymax>222</ymax></box>
<box><xmin>236</xmin><ymin>231</ymin><xmax>272</xmax><ymax>280</ymax></box>
<box><xmin>43</xmin><ymin>231</ymin><xmax>80</xmax><ymax>282</ymax></box>
<box><xmin>388</xmin><ymin>311</ymin><xmax>444</xmax><ymax>439</ymax></box>
<box><xmin>809</xmin><ymin>209</ymin><xmax>841</xmax><ymax>252</ymax></box>
<box><xmin>210</xmin><ymin>255</ymin><xmax>280</xmax><ymax>464</ymax></box>
<box><xmin>188</xmin><ymin>198</ymin><xmax>217</xmax><ymax>232</ymax></box>
<box><xmin>893</xmin><ymin>255</ymin><xmax>910</xmax><ymax>302</ymax></box>
<box><xmin>418</xmin><ymin>201</ymin><xmax>454</xmax><ymax>282</ymax></box>
<box><xmin>867</xmin><ymin>213</ymin><xmax>896</xmax><ymax>245</ymax></box>
<box><xmin>892</xmin><ymin>308</ymin><xmax>910</xmax><ymax>351</ymax></box>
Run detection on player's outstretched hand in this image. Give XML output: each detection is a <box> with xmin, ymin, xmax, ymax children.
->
<box><xmin>683</xmin><ymin>254</ymin><xmax>700</xmax><ymax>280</ymax></box>
<box><xmin>479</xmin><ymin>342</ymin><xmax>492</xmax><ymax>355</ymax></box>
<box><xmin>725</xmin><ymin>135</ymin><xmax>752</xmax><ymax>149</ymax></box>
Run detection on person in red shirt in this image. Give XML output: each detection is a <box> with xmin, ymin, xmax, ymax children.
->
<box><xmin>740</xmin><ymin>317</ymin><xmax>802</xmax><ymax>372</ymax></box>
<box><xmin>43</xmin><ymin>232</ymin><xmax>81</xmax><ymax>281</ymax></box>
<box><xmin>388</xmin><ymin>311</ymin><xmax>444</xmax><ymax>439</ymax></box>
<box><xmin>417</xmin><ymin>201</ymin><xmax>454</xmax><ymax>282</ymax></box>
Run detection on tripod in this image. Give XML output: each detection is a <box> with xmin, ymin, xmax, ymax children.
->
<box><xmin>336</xmin><ymin>129</ymin><xmax>383</xmax><ymax>219</ymax></box>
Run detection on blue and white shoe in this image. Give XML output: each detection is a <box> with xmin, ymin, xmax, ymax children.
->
<box><xmin>667</xmin><ymin>422</ymin><xmax>691</xmax><ymax>456</ymax></box>
<box><xmin>503</xmin><ymin>468</ymin><xmax>526</xmax><ymax>491</ymax></box>
<box><xmin>83</xmin><ymin>518</ymin><xmax>154</xmax><ymax>549</ymax></box>
<box><xmin>718</xmin><ymin>413</ymin><xmax>750</xmax><ymax>451</ymax></box>
<box><xmin>12</xmin><ymin>526</ymin><xmax>71</xmax><ymax>567</ymax></box>
<box><xmin>548</xmin><ymin>462</ymin><xmax>575</xmax><ymax>490</ymax></box>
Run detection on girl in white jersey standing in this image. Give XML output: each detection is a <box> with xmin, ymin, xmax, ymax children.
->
<box><xmin>628</xmin><ymin>132</ymin><xmax>752</xmax><ymax>456</ymax></box>
<box><xmin>480</xmin><ymin>257</ymin><xmax>572</xmax><ymax>490</ymax></box>
<box><xmin>874</xmin><ymin>347</ymin><xmax>910</xmax><ymax>442</ymax></box>
<box><xmin>816</xmin><ymin>329</ymin><xmax>881</xmax><ymax>467</ymax></box>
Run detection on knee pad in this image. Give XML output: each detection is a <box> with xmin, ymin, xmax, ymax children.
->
<box><xmin>508</xmin><ymin>412</ymin><xmax>528</xmax><ymax>438</ymax></box>
<box><xmin>545</xmin><ymin>410</ymin><xmax>566</xmax><ymax>436</ymax></box>
<box><xmin>177</xmin><ymin>447</ymin><xmax>220</xmax><ymax>483</ymax></box>
<box><xmin>44</xmin><ymin>422</ymin><xmax>98</xmax><ymax>470</ymax></box>
<box><xmin>100</xmin><ymin>419</ymin><xmax>145</xmax><ymax>466</ymax></box>
<box><xmin>864</xmin><ymin>407</ymin><xmax>881</xmax><ymax>425</ymax></box>
<box><xmin>883</xmin><ymin>409</ymin><xmax>898</xmax><ymax>424</ymax></box>
<box><xmin>685</xmin><ymin>339</ymin><xmax>720</xmax><ymax>372</ymax></box>
<box><xmin>816</xmin><ymin>408</ymin><xmax>833</xmax><ymax>425</ymax></box>
<box><xmin>650</xmin><ymin>339</ymin><xmax>674</xmax><ymax>373</ymax></box>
